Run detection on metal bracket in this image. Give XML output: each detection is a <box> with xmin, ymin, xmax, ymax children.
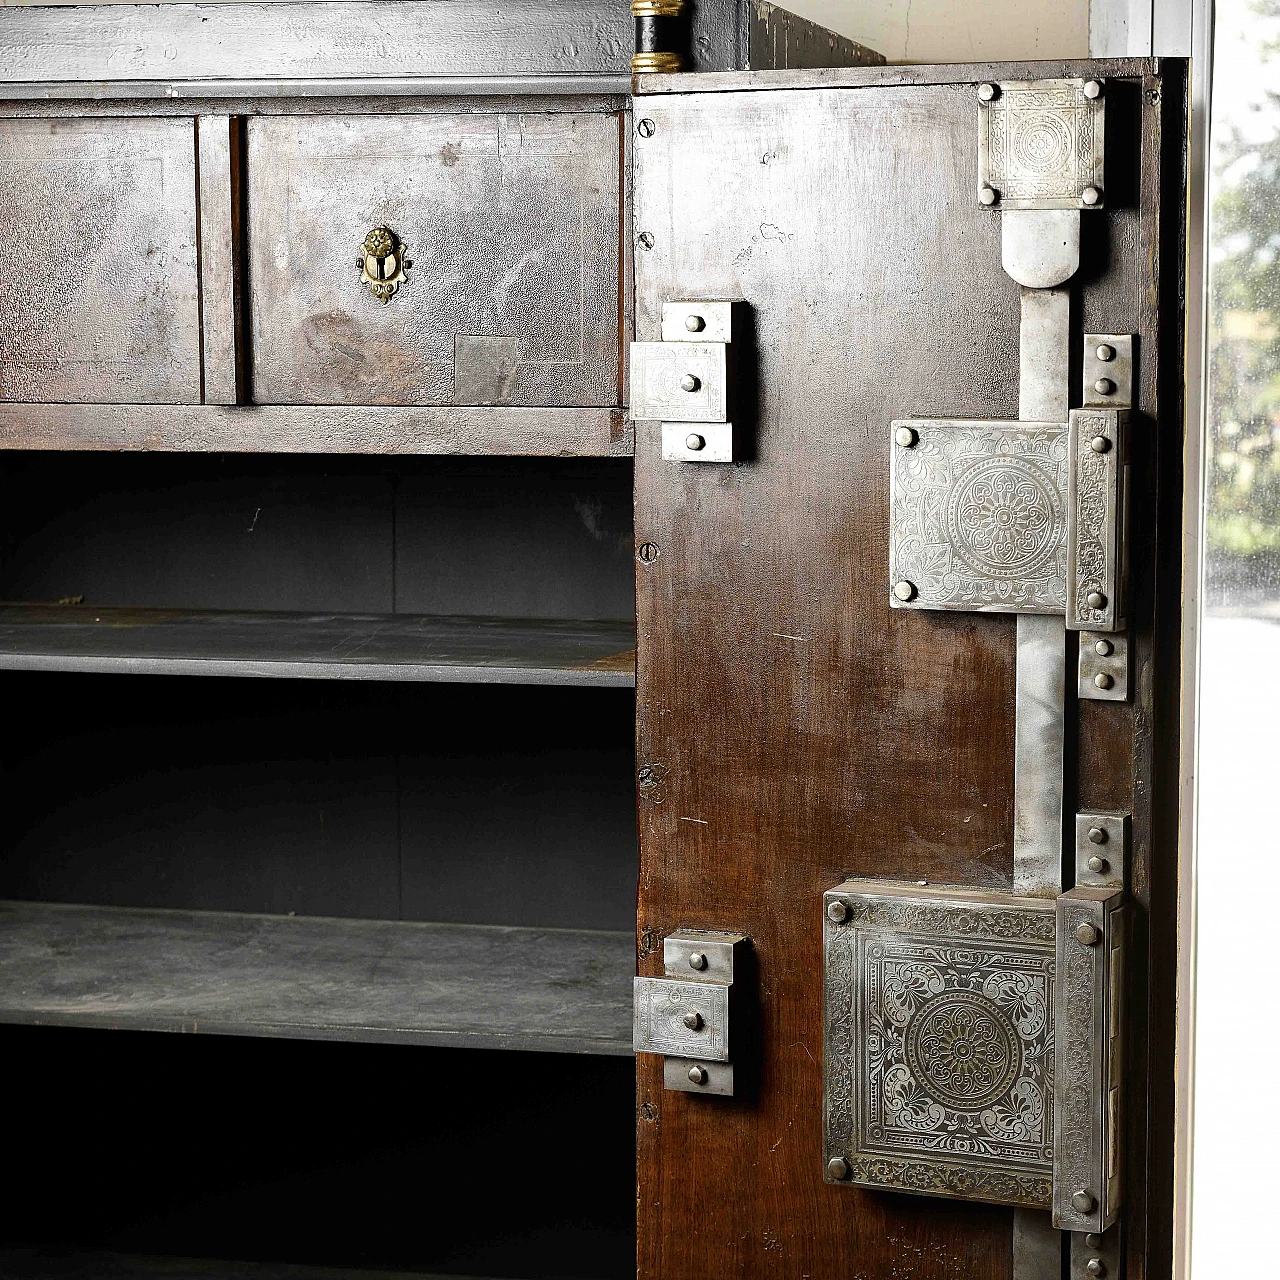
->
<box><xmin>1072</xmin><ymin>1224</ymin><xmax>1122</xmax><ymax>1280</ymax></box>
<box><xmin>1075</xmin><ymin>812</ymin><xmax>1129</xmax><ymax>890</ymax></box>
<box><xmin>1067</xmin><ymin>408</ymin><xmax>1128</xmax><ymax>633</ymax></box>
<box><xmin>1083</xmin><ymin>334</ymin><xmax>1133</xmax><ymax>408</ymax></box>
<box><xmin>1078</xmin><ymin>630</ymin><xmax>1129</xmax><ymax>701</ymax></box>
<box><xmin>633</xmin><ymin>929</ymin><xmax>747</xmax><ymax>1096</ymax></box>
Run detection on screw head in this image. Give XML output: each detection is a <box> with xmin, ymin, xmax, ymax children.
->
<box><xmin>1087</xmin><ymin>854</ymin><xmax>1109</xmax><ymax>874</ymax></box>
<box><xmin>684</xmin><ymin>313</ymin><xmax>705</xmax><ymax>332</ymax></box>
<box><xmin>683</xmin><ymin>1011</ymin><xmax>704</xmax><ymax>1031</ymax></box>
<box><xmin>895</xmin><ymin>426</ymin><xmax>918</xmax><ymax>448</ymax></box>
<box><xmin>680</xmin><ymin>373</ymin><xmax>701</xmax><ymax>393</ymax></box>
<box><xmin>1094</xmin><ymin>639</ymin><xmax>1113</xmax><ymax>657</ymax></box>
<box><xmin>1090</xmin><ymin>435</ymin><xmax>1112</xmax><ymax>453</ymax></box>
<box><xmin>827</xmin><ymin>1156</ymin><xmax>852</xmax><ymax>1180</ymax></box>
<box><xmin>637</xmin><ymin>231</ymin><xmax>654</xmax><ymax>251</ymax></box>
<box><xmin>1094</xmin><ymin>672</ymin><xmax>1114</xmax><ymax>690</ymax></box>
<box><xmin>1072</xmin><ymin>1190</ymin><xmax>1098</xmax><ymax>1214</ymax></box>
<box><xmin>979</xmin><ymin>184</ymin><xmax>999</xmax><ymax>206</ymax></box>
<box><xmin>1084</xmin><ymin>79</ymin><xmax>1103</xmax><ymax>100</ymax></box>
<box><xmin>1096</xmin><ymin>343</ymin><xmax>1116</xmax><ymax>362</ymax></box>
<box><xmin>1075</xmin><ymin>922</ymin><xmax>1101</xmax><ymax>947</ymax></box>
<box><xmin>1088</xmin><ymin>826</ymin><xmax>1108</xmax><ymax>845</ymax></box>
<box><xmin>1086</xmin><ymin>1260</ymin><xmax>1107</xmax><ymax>1279</ymax></box>
<box><xmin>637</xmin><ymin>541</ymin><xmax>660</xmax><ymax>564</ymax></box>
<box><xmin>1086</xmin><ymin>590</ymin><xmax>1108</xmax><ymax>610</ymax></box>
<box><xmin>893</xmin><ymin>580</ymin><xmax>916</xmax><ymax>602</ymax></box>
<box><xmin>685</xmin><ymin>434</ymin><xmax>706</xmax><ymax>452</ymax></box>
<box><xmin>1094</xmin><ymin>377</ymin><xmax>1116</xmax><ymax>396</ymax></box>
<box><xmin>827</xmin><ymin>900</ymin><xmax>850</xmax><ymax>924</ymax></box>
<box><xmin>1082</xmin><ymin>186</ymin><xmax>1102</xmax><ymax>207</ymax></box>
<box><xmin>687</xmin><ymin>1064</ymin><xmax>708</xmax><ymax>1085</ymax></box>
<box><xmin>637</xmin><ymin>117</ymin><xmax>656</xmax><ymax>138</ymax></box>
<box><xmin>688</xmin><ymin>951</ymin><xmax>707</xmax><ymax>971</ymax></box>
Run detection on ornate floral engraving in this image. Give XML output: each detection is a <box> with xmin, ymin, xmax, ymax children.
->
<box><xmin>1067</xmin><ymin>410</ymin><xmax>1122</xmax><ymax>629</ymax></box>
<box><xmin>633</xmin><ymin>978</ymin><xmax>728</xmax><ymax>1059</ymax></box>
<box><xmin>890</xmin><ymin>420</ymin><xmax>1068</xmax><ymax>613</ymax></box>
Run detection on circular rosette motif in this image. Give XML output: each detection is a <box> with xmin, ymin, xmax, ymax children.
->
<box><xmin>1011</xmin><ymin>110</ymin><xmax>1074</xmax><ymax>178</ymax></box>
<box><xmin>903</xmin><ymin>989</ymin><xmax>1022</xmax><ymax>1112</ymax></box>
<box><xmin>946</xmin><ymin>456</ymin><xmax>1063</xmax><ymax>581</ymax></box>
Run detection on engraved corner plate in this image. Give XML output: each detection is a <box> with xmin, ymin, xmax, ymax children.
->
<box><xmin>980</xmin><ymin>80</ymin><xmax>1105</xmax><ymax>210</ymax></box>
<box><xmin>1066</xmin><ymin>409</ymin><xmax>1127</xmax><ymax>632</ymax></box>
<box><xmin>823</xmin><ymin>880</ymin><xmax>1056</xmax><ymax>1209</ymax></box>
<box><xmin>890</xmin><ymin>419</ymin><xmax>1069</xmax><ymax>614</ymax></box>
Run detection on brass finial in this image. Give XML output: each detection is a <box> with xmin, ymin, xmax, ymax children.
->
<box><xmin>631</xmin><ymin>0</ymin><xmax>685</xmax><ymax>75</ymax></box>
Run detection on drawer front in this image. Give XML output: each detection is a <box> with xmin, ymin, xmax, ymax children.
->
<box><xmin>0</xmin><ymin>118</ymin><xmax>201</xmax><ymax>404</ymax></box>
<box><xmin>247</xmin><ymin>113</ymin><xmax>622</xmax><ymax>407</ymax></box>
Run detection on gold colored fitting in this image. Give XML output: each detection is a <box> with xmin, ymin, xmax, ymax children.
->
<box><xmin>631</xmin><ymin>50</ymin><xmax>684</xmax><ymax>74</ymax></box>
<box><xmin>631</xmin><ymin>0</ymin><xmax>684</xmax><ymax>16</ymax></box>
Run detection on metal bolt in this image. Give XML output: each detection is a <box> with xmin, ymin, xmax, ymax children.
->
<box><xmin>683</xmin><ymin>1011</ymin><xmax>704</xmax><ymax>1031</ymax></box>
<box><xmin>688</xmin><ymin>951</ymin><xmax>707</xmax><ymax>971</ymax></box>
<box><xmin>1082</xmin><ymin>186</ymin><xmax>1102</xmax><ymax>207</ymax></box>
<box><xmin>1094</xmin><ymin>377</ymin><xmax>1116</xmax><ymax>396</ymax></box>
<box><xmin>1072</xmin><ymin>1190</ymin><xmax>1098</xmax><ymax>1214</ymax></box>
<box><xmin>687</xmin><ymin>1064</ymin><xmax>708</xmax><ymax>1085</ymax></box>
<box><xmin>893</xmin><ymin>580</ymin><xmax>916</xmax><ymax>602</ymax></box>
<box><xmin>637</xmin><ymin>542</ymin><xmax>660</xmax><ymax>564</ymax></box>
<box><xmin>637</xmin><ymin>231</ymin><xmax>654</xmax><ymax>250</ymax></box>
<box><xmin>1094</xmin><ymin>672</ymin><xmax>1114</xmax><ymax>690</ymax></box>
<box><xmin>1086</xmin><ymin>1260</ymin><xmax>1107</xmax><ymax>1279</ymax></box>
<box><xmin>979</xmin><ymin>184</ymin><xmax>999</xmax><ymax>207</ymax></box>
<box><xmin>978</xmin><ymin>82</ymin><xmax>998</xmax><ymax>102</ymax></box>
<box><xmin>895</xmin><ymin>426</ymin><xmax>918</xmax><ymax>448</ymax></box>
<box><xmin>1086</xmin><ymin>590</ymin><xmax>1107</xmax><ymax>610</ymax></box>
<box><xmin>1087</xmin><ymin>855</ymin><xmax>1109</xmax><ymax>874</ymax></box>
<box><xmin>1076</xmin><ymin>922</ymin><xmax>1101</xmax><ymax>947</ymax></box>
<box><xmin>1088</xmin><ymin>826</ymin><xmax>1108</xmax><ymax>845</ymax></box>
<box><xmin>680</xmin><ymin>373</ymin><xmax>701</xmax><ymax>393</ymax></box>
<box><xmin>637</xmin><ymin>118</ymin><xmax>656</xmax><ymax>138</ymax></box>
<box><xmin>1090</xmin><ymin>435</ymin><xmax>1112</xmax><ymax>453</ymax></box>
<box><xmin>685</xmin><ymin>434</ymin><xmax>706</xmax><ymax>452</ymax></box>
<box><xmin>1085</xmin><ymin>1235</ymin><xmax>1104</xmax><ymax>1248</ymax></box>
<box><xmin>826</xmin><ymin>900</ymin><xmax>850</xmax><ymax>924</ymax></box>
<box><xmin>1094</xmin><ymin>639</ymin><xmax>1113</xmax><ymax>657</ymax></box>
<box><xmin>1096</xmin><ymin>344</ymin><xmax>1116</xmax><ymax>362</ymax></box>
<box><xmin>684</xmin><ymin>314</ymin><xmax>705</xmax><ymax>332</ymax></box>
<box><xmin>1084</xmin><ymin>80</ymin><xmax>1103</xmax><ymax>100</ymax></box>
<box><xmin>827</xmin><ymin>1156</ymin><xmax>852</xmax><ymax>1180</ymax></box>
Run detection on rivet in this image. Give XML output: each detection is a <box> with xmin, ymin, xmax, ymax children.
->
<box><xmin>683</xmin><ymin>1011</ymin><xmax>704</xmax><ymax>1031</ymax></box>
<box><xmin>685</xmin><ymin>434</ymin><xmax>706</xmax><ymax>452</ymax></box>
<box><xmin>978</xmin><ymin>82</ymin><xmax>998</xmax><ymax>102</ymax></box>
<box><xmin>1086</xmin><ymin>1260</ymin><xmax>1107</xmax><ymax>1279</ymax></box>
<box><xmin>1084</xmin><ymin>80</ymin><xmax>1103</xmax><ymax>100</ymax></box>
<box><xmin>1082</xmin><ymin>186</ymin><xmax>1102</xmax><ymax>207</ymax></box>
<box><xmin>637</xmin><ymin>231</ymin><xmax>654</xmax><ymax>250</ymax></box>
<box><xmin>1096</xmin><ymin>344</ymin><xmax>1116</xmax><ymax>362</ymax></box>
<box><xmin>893</xmin><ymin>580</ymin><xmax>916</xmax><ymax>602</ymax></box>
<box><xmin>895</xmin><ymin>426</ymin><xmax>918</xmax><ymax>448</ymax></box>
<box><xmin>1094</xmin><ymin>377</ymin><xmax>1115</xmax><ymax>396</ymax></box>
<box><xmin>684</xmin><ymin>313</ymin><xmax>705</xmax><ymax>332</ymax></box>
<box><xmin>1085</xmin><ymin>1234</ymin><xmax>1104</xmax><ymax>1248</ymax></box>
<box><xmin>1090</xmin><ymin>435</ymin><xmax>1111</xmax><ymax>453</ymax></box>
<box><xmin>979</xmin><ymin>184</ymin><xmax>999</xmax><ymax>207</ymax></box>
<box><xmin>680</xmin><ymin>373</ymin><xmax>701</xmax><ymax>393</ymax></box>
<box><xmin>637</xmin><ymin>118</ymin><xmax>656</xmax><ymax>138</ymax></box>
<box><xmin>1094</xmin><ymin>639</ymin><xmax>1113</xmax><ymax>657</ymax></box>
<box><xmin>687</xmin><ymin>1064</ymin><xmax>708</xmax><ymax>1085</ymax></box>
<box><xmin>826</xmin><ymin>900</ymin><xmax>850</xmax><ymax>924</ymax></box>
<box><xmin>1075</xmin><ymin>922</ymin><xmax>1101</xmax><ymax>947</ymax></box>
<box><xmin>1087</xmin><ymin>590</ymin><xmax>1107</xmax><ymax>610</ymax></box>
<box><xmin>1072</xmin><ymin>1189</ymin><xmax>1098</xmax><ymax>1214</ymax></box>
<box><xmin>688</xmin><ymin>951</ymin><xmax>707</xmax><ymax>971</ymax></box>
<box><xmin>1087</xmin><ymin>855</ymin><xmax>1109</xmax><ymax>874</ymax></box>
<box><xmin>1088</xmin><ymin>826</ymin><xmax>1108</xmax><ymax>845</ymax></box>
<box><xmin>1094</xmin><ymin>672</ymin><xmax>1114</xmax><ymax>690</ymax></box>
<box><xmin>827</xmin><ymin>1156</ymin><xmax>852</xmax><ymax>1180</ymax></box>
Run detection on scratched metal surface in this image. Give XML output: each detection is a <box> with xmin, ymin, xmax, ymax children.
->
<box><xmin>0</xmin><ymin>116</ymin><xmax>201</xmax><ymax>404</ymax></box>
<box><xmin>247</xmin><ymin>111</ymin><xmax>621</xmax><ymax>407</ymax></box>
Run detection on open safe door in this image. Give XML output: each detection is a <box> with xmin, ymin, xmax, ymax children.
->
<box><xmin>630</xmin><ymin>60</ymin><xmax>1184</xmax><ymax>1280</ymax></box>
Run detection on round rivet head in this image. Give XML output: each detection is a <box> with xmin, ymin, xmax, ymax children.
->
<box><xmin>1096</xmin><ymin>344</ymin><xmax>1116</xmax><ymax>362</ymax></box>
<box><xmin>1076</xmin><ymin>923</ymin><xmax>1101</xmax><ymax>947</ymax></box>
<box><xmin>1087</xmin><ymin>854</ymin><xmax>1109</xmax><ymax>874</ymax></box>
<box><xmin>826</xmin><ymin>900</ymin><xmax>849</xmax><ymax>924</ymax></box>
<box><xmin>1086</xmin><ymin>1260</ymin><xmax>1107</xmax><ymax>1279</ymax></box>
<box><xmin>687</xmin><ymin>1064</ymin><xmax>708</xmax><ymax>1085</ymax></box>
<box><xmin>1090</xmin><ymin>435</ymin><xmax>1112</xmax><ymax>453</ymax></box>
<box><xmin>685</xmin><ymin>434</ymin><xmax>706</xmax><ymax>452</ymax></box>
<box><xmin>1072</xmin><ymin>1190</ymin><xmax>1098</xmax><ymax>1214</ymax></box>
<box><xmin>827</xmin><ymin>1157</ymin><xmax>852</xmax><ymax>1181</ymax></box>
<box><xmin>1094</xmin><ymin>672</ymin><xmax>1114</xmax><ymax>690</ymax></box>
<box><xmin>680</xmin><ymin>373</ymin><xmax>700</xmax><ymax>393</ymax></box>
<box><xmin>688</xmin><ymin>951</ymin><xmax>707</xmax><ymax>971</ymax></box>
<box><xmin>979</xmin><ymin>184</ymin><xmax>999</xmax><ymax>206</ymax></box>
<box><xmin>1086</xmin><ymin>590</ymin><xmax>1107</xmax><ymax>610</ymax></box>
<box><xmin>1094</xmin><ymin>639</ymin><xmax>1113</xmax><ymax>657</ymax></box>
<box><xmin>1085</xmin><ymin>1235</ymin><xmax>1104</xmax><ymax>1249</ymax></box>
<box><xmin>893</xmin><ymin>580</ymin><xmax>916</xmax><ymax>602</ymax></box>
<box><xmin>684</xmin><ymin>313</ymin><xmax>705</xmax><ymax>332</ymax></box>
<box><xmin>1094</xmin><ymin>377</ymin><xmax>1116</xmax><ymax>396</ymax></box>
<box><xmin>637</xmin><ymin>118</ymin><xmax>656</xmax><ymax>138</ymax></box>
<box><xmin>1084</xmin><ymin>80</ymin><xmax>1103</xmax><ymax>100</ymax></box>
<box><xmin>895</xmin><ymin>426</ymin><xmax>918</xmax><ymax>448</ymax></box>
<box><xmin>1088</xmin><ymin>826</ymin><xmax>1108</xmax><ymax>845</ymax></box>
<box><xmin>683</xmin><ymin>1011</ymin><xmax>704</xmax><ymax>1032</ymax></box>
<box><xmin>1082</xmin><ymin>186</ymin><xmax>1102</xmax><ymax>207</ymax></box>
<box><xmin>978</xmin><ymin>82</ymin><xmax>998</xmax><ymax>102</ymax></box>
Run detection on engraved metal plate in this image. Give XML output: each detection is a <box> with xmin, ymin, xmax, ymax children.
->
<box><xmin>979</xmin><ymin>79</ymin><xmax>1106</xmax><ymax>210</ymax></box>
<box><xmin>889</xmin><ymin>419</ymin><xmax>1069</xmax><ymax>614</ymax></box>
<box><xmin>1066</xmin><ymin>409</ymin><xmax>1127</xmax><ymax>632</ymax></box>
<box><xmin>824</xmin><ymin>880</ymin><xmax>1057</xmax><ymax>1209</ymax></box>
<box><xmin>633</xmin><ymin>976</ymin><xmax>730</xmax><ymax>1060</ymax></box>
<box><xmin>630</xmin><ymin>341</ymin><xmax>728</xmax><ymax>422</ymax></box>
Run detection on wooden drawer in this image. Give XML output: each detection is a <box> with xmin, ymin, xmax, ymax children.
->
<box><xmin>246</xmin><ymin>111</ymin><xmax>622</xmax><ymax>407</ymax></box>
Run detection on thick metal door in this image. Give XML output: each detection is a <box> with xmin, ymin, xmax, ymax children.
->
<box><xmin>631</xmin><ymin>60</ymin><xmax>1183</xmax><ymax>1280</ymax></box>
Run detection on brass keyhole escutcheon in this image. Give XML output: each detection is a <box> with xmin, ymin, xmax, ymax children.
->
<box><xmin>357</xmin><ymin>226</ymin><xmax>411</xmax><ymax>303</ymax></box>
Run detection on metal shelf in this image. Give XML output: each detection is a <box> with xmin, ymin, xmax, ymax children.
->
<box><xmin>0</xmin><ymin>900</ymin><xmax>635</xmax><ymax>1056</ymax></box>
<box><xmin>0</xmin><ymin>606</ymin><xmax>635</xmax><ymax>687</ymax></box>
